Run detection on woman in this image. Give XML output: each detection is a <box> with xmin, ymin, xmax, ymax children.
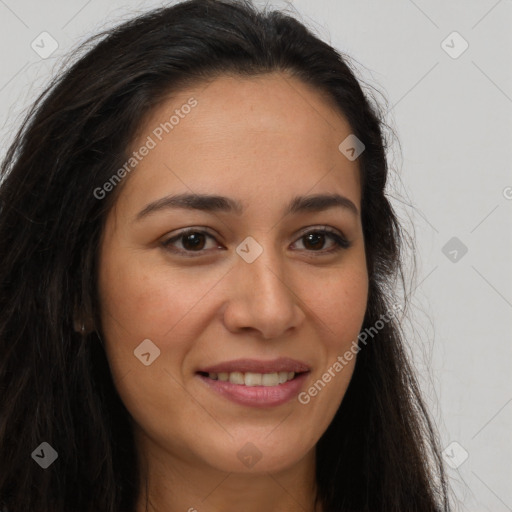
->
<box><xmin>0</xmin><ymin>0</ymin><xmax>451</xmax><ymax>510</ymax></box>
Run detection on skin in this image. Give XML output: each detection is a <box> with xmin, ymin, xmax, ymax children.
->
<box><xmin>97</xmin><ymin>72</ymin><xmax>368</xmax><ymax>512</ymax></box>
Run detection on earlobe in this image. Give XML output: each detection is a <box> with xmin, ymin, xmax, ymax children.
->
<box><xmin>73</xmin><ymin>306</ymin><xmax>95</xmax><ymax>334</ymax></box>
<box><xmin>73</xmin><ymin>315</ymin><xmax>91</xmax><ymax>334</ymax></box>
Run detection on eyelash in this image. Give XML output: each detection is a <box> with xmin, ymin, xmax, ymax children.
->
<box><xmin>161</xmin><ymin>226</ymin><xmax>351</xmax><ymax>258</ymax></box>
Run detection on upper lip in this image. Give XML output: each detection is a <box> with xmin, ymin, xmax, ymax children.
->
<box><xmin>197</xmin><ymin>357</ymin><xmax>311</xmax><ymax>374</ymax></box>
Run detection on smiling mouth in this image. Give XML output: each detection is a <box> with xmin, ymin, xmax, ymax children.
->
<box><xmin>197</xmin><ymin>371</ymin><xmax>303</xmax><ymax>387</ymax></box>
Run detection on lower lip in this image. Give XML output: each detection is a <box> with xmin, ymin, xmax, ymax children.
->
<box><xmin>196</xmin><ymin>372</ymin><xmax>309</xmax><ymax>407</ymax></box>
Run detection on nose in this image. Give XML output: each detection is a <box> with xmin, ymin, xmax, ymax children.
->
<box><xmin>222</xmin><ymin>242</ymin><xmax>305</xmax><ymax>340</ymax></box>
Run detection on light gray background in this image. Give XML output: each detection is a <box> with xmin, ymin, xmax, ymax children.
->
<box><xmin>1</xmin><ymin>1</ymin><xmax>511</xmax><ymax>510</ymax></box>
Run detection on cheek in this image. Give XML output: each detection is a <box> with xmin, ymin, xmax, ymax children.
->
<box><xmin>97</xmin><ymin>247</ymin><xmax>232</xmax><ymax>384</ymax></box>
<box><xmin>96</xmin><ymin>251</ymin><xmax>217</xmax><ymax>438</ymax></box>
<box><xmin>310</xmin><ymin>264</ymin><xmax>368</xmax><ymax>346</ymax></box>
<box><xmin>98</xmin><ymin>246</ymin><xmax>217</xmax><ymax>339</ymax></box>
<box><xmin>298</xmin><ymin>263</ymin><xmax>368</xmax><ymax>420</ymax></box>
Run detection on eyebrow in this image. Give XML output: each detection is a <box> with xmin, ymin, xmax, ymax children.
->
<box><xmin>134</xmin><ymin>192</ymin><xmax>359</xmax><ymax>222</ymax></box>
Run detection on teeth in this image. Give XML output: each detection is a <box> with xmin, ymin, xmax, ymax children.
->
<box><xmin>261</xmin><ymin>373</ymin><xmax>278</xmax><ymax>386</ymax></box>
<box><xmin>244</xmin><ymin>372</ymin><xmax>262</xmax><ymax>386</ymax></box>
<box><xmin>207</xmin><ymin>371</ymin><xmax>296</xmax><ymax>386</ymax></box>
<box><xmin>228</xmin><ymin>372</ymin><xmax>244</xmax><ymax>385</ymax></box>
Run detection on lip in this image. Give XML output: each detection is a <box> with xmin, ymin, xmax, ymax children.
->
<box><xmin>197</xmin><ymin>371</ymin><xmax>310</xmax><ymax>408</ymax></box>
<box><xmin>197</xmin><ymin>357</ymin><xmax>311</xmax><ymax>374</ymax></box>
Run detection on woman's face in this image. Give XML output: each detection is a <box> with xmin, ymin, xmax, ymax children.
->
<box><xmin>98</xmin><ymin>72</ymin><xmax>368</xmax><ymax>476</ymax></box>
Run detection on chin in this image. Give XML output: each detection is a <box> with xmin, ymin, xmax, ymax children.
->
<box><xmin>198</xmin><ymin>435</ymin><xmax>312</xmax><ymax>474</ymax></box>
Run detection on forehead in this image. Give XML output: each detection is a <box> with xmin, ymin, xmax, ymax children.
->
<box><xmin>117</xmin><ymin>72</ymin><xmax>361</xmax><ymax>215</ymax></box>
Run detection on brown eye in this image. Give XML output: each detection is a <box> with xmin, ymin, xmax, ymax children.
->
<box><xmin>302</xmin><ymin>232</ymin><xmax>326</xmax><ymax>250</ymax></box>
<box><xmin>180</xmin><ymin>232</ymin><xmax>207</xmax><ymax>251</ymax></box>
<box><xmin>162</xmin><ymin>229</ymin><xmax>220</xmax><ymax>256</ymax></box>
<box><xmin>292</xmin><ymin>229</ymin><xmax>351</xmax><ymax>253</ymax></box>
<box><xmin>162</xmin><ymin>226</ymin><xmax>350</xmax><ymax>258</ymax></box>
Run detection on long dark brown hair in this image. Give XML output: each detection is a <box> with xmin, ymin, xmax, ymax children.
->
<box><xmin>0</xmin><ymin>1</ymin><xmax>450</xmax><ymax>510</ymax></box>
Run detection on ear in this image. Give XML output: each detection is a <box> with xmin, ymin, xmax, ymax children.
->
<box><xmin>73</xmin><ymin>314</ymin><xmax>83</xmax><ymax>333</ymax></box>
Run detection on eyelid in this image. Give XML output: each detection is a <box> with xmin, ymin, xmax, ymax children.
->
<box><xmin>294</xmin><ymin>224</ymin><xmax>345</xmax><ymax>240</ymax></box>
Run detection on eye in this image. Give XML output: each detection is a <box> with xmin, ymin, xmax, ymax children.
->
<box><xmin>291</xmin><ymin>227</ymin><xmax>351</xmax><ymax>254</ymax></box>
<box><xmin>161</xmin><ymin>228</ymin><xmax>221</xmax><ymax>257</ymax></box>
<box><xmin>161</xmin><ymin>226</ymin><xmax>351</xmax><ymax>257</ymax></box>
